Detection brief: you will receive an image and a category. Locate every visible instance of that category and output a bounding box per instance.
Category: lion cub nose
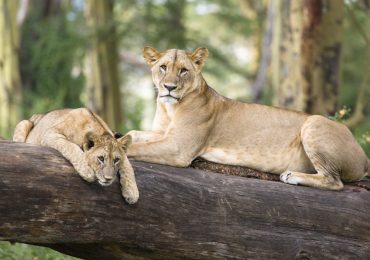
[105,175,114,180]
[164,85,177,92]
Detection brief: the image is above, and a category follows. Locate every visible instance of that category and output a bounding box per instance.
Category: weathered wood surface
[0,141,370,259]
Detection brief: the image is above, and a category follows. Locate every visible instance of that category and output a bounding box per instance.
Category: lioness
[13,108,139,204]
[126,47,369,190]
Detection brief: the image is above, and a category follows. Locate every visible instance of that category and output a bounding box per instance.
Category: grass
[0,242,78,260]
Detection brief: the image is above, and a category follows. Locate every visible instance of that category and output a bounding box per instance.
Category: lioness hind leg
[13,120,34,142]
[280,115,347,190]
[280,170,343,190]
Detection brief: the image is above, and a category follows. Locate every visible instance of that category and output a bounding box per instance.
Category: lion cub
[13,108,139,204]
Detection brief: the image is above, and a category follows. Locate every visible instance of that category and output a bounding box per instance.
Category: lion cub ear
[143,46,162,66]
[190,47,209,70]
[118,135,132,152]
[83,132,96,152]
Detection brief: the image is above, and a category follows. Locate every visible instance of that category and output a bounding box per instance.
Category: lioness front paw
[280,171,299,185]
[125,130,140,143]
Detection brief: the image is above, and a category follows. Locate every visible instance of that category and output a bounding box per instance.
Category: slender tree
[271,0,344,115]
[84,0,122,130]
[164,0,186,49]
[0,0,23,135]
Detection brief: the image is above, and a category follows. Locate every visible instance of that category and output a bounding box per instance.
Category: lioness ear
[83,132,96,152]
[118,134,132,152]
[190,47,208,70]
[143,46,162,66]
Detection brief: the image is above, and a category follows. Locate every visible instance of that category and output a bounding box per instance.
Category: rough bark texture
[0,0,22,135]
[84,0,122,130]
[272,0,344,115]
[1,141,370,259]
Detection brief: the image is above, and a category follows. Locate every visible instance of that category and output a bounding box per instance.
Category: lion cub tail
[12,114,44,143]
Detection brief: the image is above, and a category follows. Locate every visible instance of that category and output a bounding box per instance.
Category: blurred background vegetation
[0,0,369,258]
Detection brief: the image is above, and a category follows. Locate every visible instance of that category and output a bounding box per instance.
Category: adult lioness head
[143,47,208,104]
[83,133,132,186]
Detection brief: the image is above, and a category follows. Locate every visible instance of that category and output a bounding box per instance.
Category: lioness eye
[160,65,167,72]
[98,156,104,163]
[180,68,188,75]
[114,158,120,164]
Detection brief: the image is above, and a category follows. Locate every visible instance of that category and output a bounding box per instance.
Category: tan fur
[126,47,370,190]
[13,108,139,204]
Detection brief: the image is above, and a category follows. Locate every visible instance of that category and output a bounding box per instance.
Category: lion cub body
[13,108,139,204]
[127,47,369,190]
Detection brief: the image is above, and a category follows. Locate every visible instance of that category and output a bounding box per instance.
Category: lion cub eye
[114,158,120,164]
[98,156,104,163]
[180,68,188,76]
[160,65,167,72]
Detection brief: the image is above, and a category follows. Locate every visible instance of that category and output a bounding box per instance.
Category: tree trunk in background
[164,0,186,49]
[271,0,344,115]
[84,0,122,130]
[245,0,272,102]
[0,0,22,136]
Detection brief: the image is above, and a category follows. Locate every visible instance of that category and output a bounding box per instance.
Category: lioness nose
[164,85,177,92]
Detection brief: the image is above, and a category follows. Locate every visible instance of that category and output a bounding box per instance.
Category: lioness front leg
[127,135,203,167]
[128,141,191,167]
[42,132,95,182]
[120,156,139,204]
[126,130,163,143]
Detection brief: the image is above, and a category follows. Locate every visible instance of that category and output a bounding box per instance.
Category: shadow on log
[0,141,370,259]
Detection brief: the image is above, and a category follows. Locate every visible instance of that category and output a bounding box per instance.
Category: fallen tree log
[0,141,370,259]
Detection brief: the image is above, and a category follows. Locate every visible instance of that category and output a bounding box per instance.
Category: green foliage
[354,122,370,157]
[340,4,370,156]
[20,4,85,117]
[341,4,369,109]
[122,93,148,132]
[329,106,369,157]
[0,242,77,260]
[328,106,352,122]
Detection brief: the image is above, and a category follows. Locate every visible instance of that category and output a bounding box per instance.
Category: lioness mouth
[160,94,179,101]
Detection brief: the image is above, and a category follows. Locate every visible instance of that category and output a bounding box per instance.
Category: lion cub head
[143,47,208,104]
[82,132,132,186]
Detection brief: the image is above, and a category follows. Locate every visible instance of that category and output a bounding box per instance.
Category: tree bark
[249,0,273,102]
[0,141,370,259]
[0,0,23,135]
[272,0,344,115]
[84,0,122,130]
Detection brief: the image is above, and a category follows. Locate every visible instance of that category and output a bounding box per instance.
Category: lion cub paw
[121,182,139,205]
[74,162,96,183]
[280,171,300,185]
